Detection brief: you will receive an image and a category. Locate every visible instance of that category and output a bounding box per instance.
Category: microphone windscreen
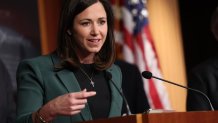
[106,71,112,80]
[142,71,152,79]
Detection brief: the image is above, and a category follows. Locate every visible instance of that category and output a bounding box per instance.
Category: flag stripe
[136,28,164,108]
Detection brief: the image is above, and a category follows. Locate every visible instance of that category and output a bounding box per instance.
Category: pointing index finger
[75,90,96,99]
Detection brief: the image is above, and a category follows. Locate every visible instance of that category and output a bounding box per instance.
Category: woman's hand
[37,89,96,122]
[52,89,96,115]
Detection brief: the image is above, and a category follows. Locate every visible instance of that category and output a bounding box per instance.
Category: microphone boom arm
[152,76,215,111]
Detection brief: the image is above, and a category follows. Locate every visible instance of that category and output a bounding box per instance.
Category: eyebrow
[80,17,107,21]
[99,17,107,19]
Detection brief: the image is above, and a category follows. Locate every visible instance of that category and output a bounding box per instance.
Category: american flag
[110,0,171,109]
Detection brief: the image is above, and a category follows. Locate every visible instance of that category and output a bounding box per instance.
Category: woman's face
[73,1,108,57]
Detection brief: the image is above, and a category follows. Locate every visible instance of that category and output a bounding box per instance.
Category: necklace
[79,67,95,87]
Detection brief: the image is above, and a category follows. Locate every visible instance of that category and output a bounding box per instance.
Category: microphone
[105,72,132,115]
[141,71,215,111]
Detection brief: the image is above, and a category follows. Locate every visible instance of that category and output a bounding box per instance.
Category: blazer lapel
[106,69,123,117]
[51,54,93,121]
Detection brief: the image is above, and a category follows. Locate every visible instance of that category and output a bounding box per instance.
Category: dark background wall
[0,0,40,48]
[179,0,218,73]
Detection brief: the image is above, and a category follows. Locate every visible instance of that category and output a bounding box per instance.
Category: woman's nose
[90,24,99,36]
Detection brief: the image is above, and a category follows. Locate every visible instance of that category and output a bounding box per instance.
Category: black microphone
[141,71,215,111]
[105,72,132,115]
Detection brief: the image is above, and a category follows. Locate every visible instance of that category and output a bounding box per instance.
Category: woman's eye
[81,22,90,26]
[99,20,106,25]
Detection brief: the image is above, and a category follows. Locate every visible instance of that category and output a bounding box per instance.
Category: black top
[187,57,218,111]
[74,64,111,119]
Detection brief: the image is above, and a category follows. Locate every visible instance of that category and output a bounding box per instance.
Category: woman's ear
[67,29,72,36]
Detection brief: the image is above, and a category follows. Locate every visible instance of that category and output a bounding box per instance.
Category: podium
[80,111,218,123]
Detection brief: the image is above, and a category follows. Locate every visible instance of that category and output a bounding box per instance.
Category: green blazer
[16,54,123,123]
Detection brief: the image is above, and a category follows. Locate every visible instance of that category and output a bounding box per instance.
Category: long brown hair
[56,0,115,71]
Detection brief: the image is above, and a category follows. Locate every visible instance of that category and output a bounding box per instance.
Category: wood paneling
[37,0,61,54]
